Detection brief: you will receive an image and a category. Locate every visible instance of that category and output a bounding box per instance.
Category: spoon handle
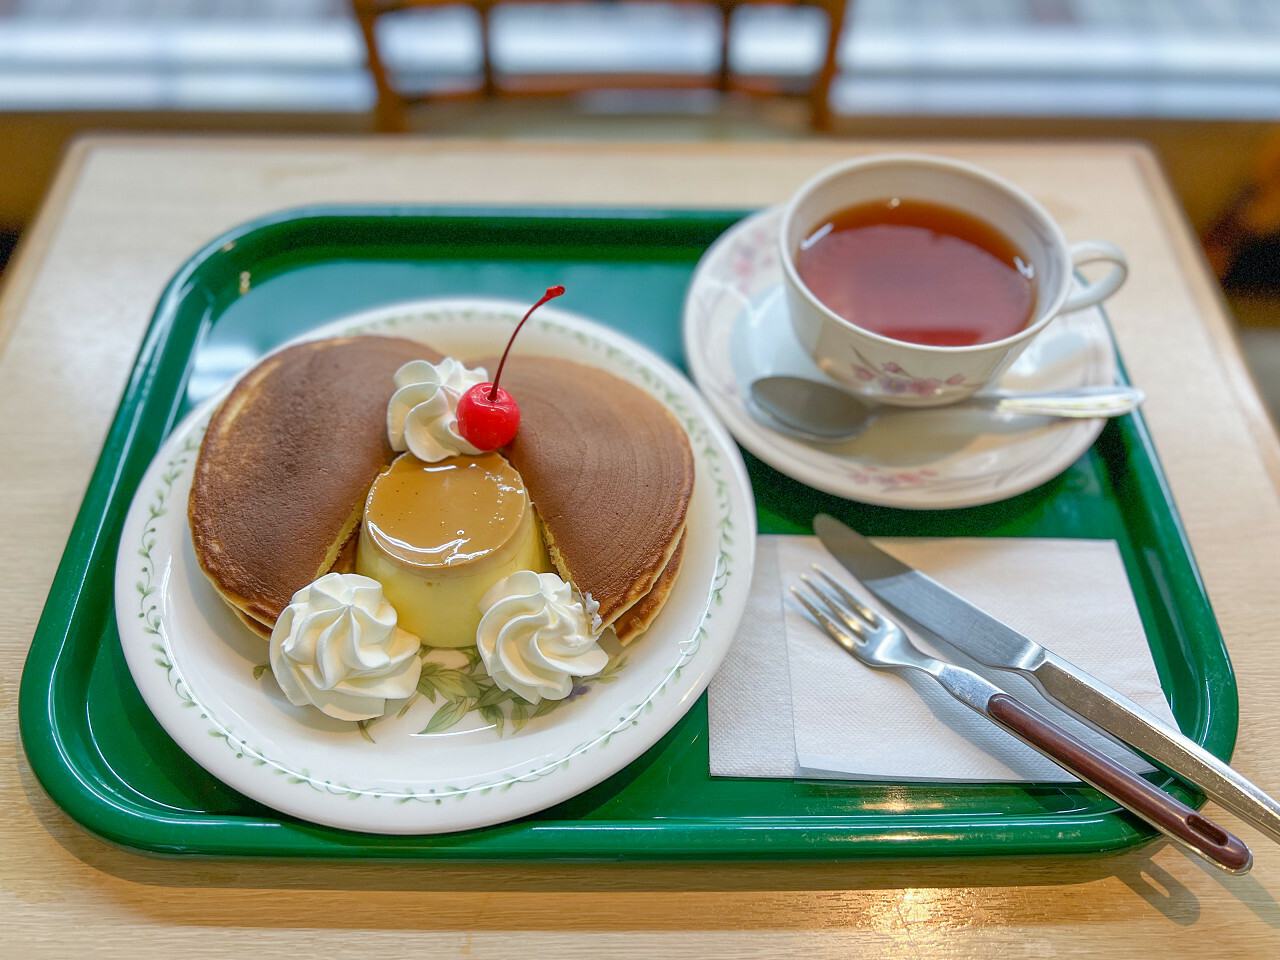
[974,385,1145,419]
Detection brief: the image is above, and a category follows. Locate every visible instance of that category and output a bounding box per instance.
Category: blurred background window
[1,1,1278,118]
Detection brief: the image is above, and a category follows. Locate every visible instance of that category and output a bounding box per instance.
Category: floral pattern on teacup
[851,349,969,398]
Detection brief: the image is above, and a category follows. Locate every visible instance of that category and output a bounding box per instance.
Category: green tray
[19,205,1236,860]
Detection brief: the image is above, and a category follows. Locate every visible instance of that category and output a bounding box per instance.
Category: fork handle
[986,694,1252,873]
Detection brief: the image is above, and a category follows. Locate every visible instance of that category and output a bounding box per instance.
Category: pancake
[613,530,686,644]
[189,335,440,630]
[486,355,695,631]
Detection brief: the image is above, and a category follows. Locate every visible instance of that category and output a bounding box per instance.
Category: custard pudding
[356,452,551,647]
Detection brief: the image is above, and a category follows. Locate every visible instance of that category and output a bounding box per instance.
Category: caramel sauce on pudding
[363,453,530,568]
[356,452,550,647]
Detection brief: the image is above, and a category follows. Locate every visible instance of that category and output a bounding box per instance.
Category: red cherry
[457,383,520,449]
[455,285,565,450]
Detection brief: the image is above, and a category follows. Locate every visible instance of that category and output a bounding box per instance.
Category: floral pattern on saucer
[682,207,1119,510]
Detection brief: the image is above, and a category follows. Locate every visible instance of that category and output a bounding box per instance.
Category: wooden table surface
[3,137,1279,959]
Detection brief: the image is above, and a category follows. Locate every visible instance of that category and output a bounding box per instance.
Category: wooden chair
[351,0,847,132]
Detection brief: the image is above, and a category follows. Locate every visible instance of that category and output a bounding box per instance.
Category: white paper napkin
[708,535,1179,782]
[705,537,802,777]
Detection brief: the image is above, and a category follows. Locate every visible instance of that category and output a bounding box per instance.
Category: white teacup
[778,154,1128,407]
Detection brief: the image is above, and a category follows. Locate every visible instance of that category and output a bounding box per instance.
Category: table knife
[813,512,1280,845]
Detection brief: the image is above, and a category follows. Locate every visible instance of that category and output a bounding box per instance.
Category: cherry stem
[488,285,565,402]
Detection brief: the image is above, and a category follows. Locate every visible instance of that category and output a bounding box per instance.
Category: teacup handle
[1062,241,1128,313]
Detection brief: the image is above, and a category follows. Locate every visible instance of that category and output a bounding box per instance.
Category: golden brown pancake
[486,356,695,631]
[234,608,272,640]
[613,530,686,644]
[189,335,440,630]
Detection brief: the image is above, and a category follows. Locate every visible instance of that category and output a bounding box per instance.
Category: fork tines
[790,566,880,653]
[810,566,881,627]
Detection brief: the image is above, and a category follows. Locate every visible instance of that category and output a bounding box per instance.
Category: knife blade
[813,512,1280,845]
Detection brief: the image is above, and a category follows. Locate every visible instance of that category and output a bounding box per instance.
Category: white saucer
[682,207,1118,510]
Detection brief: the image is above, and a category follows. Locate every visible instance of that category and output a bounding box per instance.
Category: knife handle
[1031,655,1280,846]
[986,694,1253,874]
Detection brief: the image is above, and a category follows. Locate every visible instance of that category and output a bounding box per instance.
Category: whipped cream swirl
[270,573,422,722]
[477,571,608,704]
[387,357,489,462]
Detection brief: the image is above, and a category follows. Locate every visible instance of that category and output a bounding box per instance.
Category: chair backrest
[351,0,847,132]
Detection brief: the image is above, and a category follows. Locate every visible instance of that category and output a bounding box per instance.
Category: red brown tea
[795,199,1036,347]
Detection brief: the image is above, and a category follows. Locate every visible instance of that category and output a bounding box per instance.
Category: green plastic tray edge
[17,204,1237,861]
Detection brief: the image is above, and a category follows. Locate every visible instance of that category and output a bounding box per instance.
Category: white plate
[683,208,1117,509]
[115,299,755,835]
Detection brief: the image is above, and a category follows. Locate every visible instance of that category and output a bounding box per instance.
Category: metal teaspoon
[749,375,1146,444]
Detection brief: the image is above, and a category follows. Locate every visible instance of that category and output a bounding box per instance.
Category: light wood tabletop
[3,137,1280,959]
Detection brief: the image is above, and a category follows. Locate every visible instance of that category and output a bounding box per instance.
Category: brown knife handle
[987,694,1253,873]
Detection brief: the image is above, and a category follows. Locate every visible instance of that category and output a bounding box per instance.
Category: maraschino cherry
[456,285,565,450]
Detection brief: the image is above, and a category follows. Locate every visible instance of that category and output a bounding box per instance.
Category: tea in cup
[778,154,1127,406]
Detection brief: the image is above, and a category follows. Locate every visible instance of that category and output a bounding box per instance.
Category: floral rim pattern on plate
[129,306,742,807]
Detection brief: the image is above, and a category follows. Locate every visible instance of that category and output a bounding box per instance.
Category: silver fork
[792,567,1253,874]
